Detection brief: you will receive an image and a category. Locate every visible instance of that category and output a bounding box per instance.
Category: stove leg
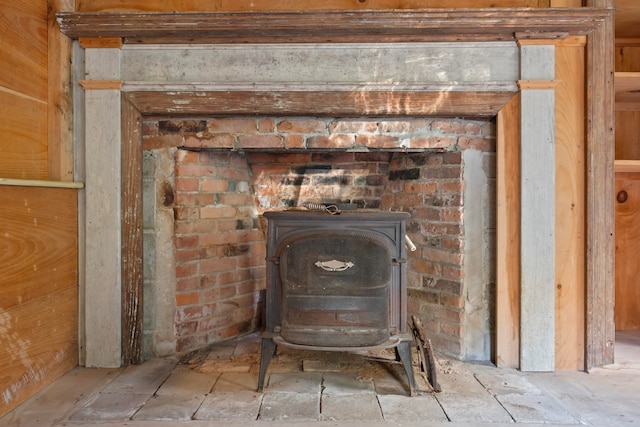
[396,341,416,396]
[257,338,277,392]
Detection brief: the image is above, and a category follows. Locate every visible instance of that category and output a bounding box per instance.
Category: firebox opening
[141,116,496,364]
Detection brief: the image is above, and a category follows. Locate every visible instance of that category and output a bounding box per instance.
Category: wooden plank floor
[1,331,638,427]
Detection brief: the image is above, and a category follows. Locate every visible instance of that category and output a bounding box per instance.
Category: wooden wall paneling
[614,0,640,40]
[48,0,76,182]
[0,186,78,417]
[614,172,640,330]
[0,0,47,100]
[615,46,640,72]
[75,0,549,13]
[585,0,616,369]
[550,0,582,5]
[615,111,640,160]
[496,94,521,369]
[554,36,586,370]
[121,96,143,365]
[0,91,48,180]
[0,0,48,180]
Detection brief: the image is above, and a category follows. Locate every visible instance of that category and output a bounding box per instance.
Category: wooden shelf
[0,178,84,189]
[615,159,640,173]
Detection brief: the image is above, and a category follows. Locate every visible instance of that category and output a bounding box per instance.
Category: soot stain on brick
[389,168,420,181]
[161,181,175,207]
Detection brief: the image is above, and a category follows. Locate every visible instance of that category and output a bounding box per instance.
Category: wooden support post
[81,46,123,368]
[517,40,557,372]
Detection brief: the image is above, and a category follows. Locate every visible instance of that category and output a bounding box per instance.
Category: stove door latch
[315,259,355,272]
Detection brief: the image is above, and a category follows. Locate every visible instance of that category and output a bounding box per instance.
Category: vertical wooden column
[517,38,558,372]
[79,38,124,368]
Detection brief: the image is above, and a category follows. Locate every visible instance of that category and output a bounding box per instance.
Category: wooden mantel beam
[57,8,611,44]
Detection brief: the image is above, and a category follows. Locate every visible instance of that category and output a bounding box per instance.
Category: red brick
[441,236,464,250]
[174,219,217,235]
[281,134,303,149]
[441,293,465,309]
[306,135,354,149]
[258,119,275,132]
[176,274,202,291]
[440,181,464,193]
[422,247,463,266]
[409,136,456,149]
[183,134,234,149]
[431,119,481,136]
[142,121,158,136]
[175,247,204,263]
[458,136,496,152]
[441,207,464,223]
[277,119,327,133]
[176,291,200,307]
[218,193,252,206]
[237,135,284,149]
[218,167,250,181]
[143,135,181,150]
[174,192,215,207]
[480,121,496,137]
[175,149,200,164]
[411,259,442,275]
[175,177,199,192]
[175,321,198,337]
[176,163,217,177]
[441,322,463,339]
[329,120,377,133]
[175,235,199,249]
[174,207,200,221]
[208,118,257,133]
[176,262,198,279]
[201,285,237,302]
[200,177,229,192]
[404,181,437,194]
[442,265,464,280]
[200,206,237,219]
[355,134,402,149]
[200,257,237,274]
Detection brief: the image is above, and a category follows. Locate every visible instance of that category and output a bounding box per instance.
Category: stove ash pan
[258,210,416,395]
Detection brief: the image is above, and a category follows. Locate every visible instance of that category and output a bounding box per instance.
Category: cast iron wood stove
[258,210,416,395]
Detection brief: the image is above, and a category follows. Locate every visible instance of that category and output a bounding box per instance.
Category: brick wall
[142,116,495,358]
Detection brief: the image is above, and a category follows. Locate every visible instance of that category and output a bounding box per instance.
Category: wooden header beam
[57,9,611,44]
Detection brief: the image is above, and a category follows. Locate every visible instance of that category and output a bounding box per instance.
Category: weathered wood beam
[125,90,517,118]
[57,9,610,44]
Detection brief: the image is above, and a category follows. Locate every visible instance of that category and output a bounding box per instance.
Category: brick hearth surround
[142,116,495,357]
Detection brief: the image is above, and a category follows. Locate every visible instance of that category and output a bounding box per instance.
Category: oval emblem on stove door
[315,259,355,272]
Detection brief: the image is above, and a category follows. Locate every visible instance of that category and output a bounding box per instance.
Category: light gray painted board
[520,88,556,372]
[462,150,492,361]
[85,48,121,81]
[121,42,519,86]
[83,88,122,369]
[520,44,555,80]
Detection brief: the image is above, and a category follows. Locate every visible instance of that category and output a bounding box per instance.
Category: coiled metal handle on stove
[302,201,341,214]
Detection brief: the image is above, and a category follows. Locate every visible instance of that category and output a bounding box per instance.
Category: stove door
[279,230,392,347]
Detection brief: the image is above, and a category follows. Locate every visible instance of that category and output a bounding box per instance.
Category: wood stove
[258,210,416,395]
